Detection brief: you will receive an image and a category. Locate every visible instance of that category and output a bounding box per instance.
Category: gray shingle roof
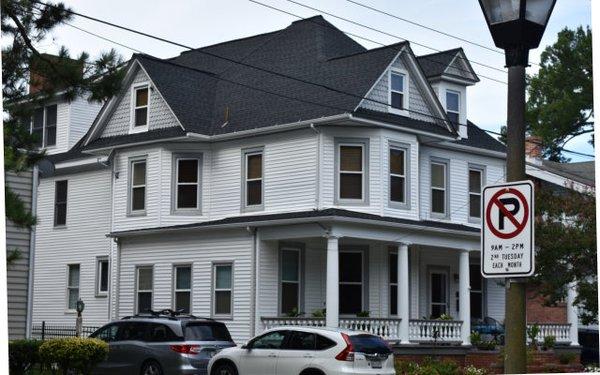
[540,160,595,187]
[417,48,479,83]
[454,121,506,153]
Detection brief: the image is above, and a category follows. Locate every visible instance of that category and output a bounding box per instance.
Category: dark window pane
[447,111,459,124]
[391,73,404,92]
[349,334,392,354]
[138,268,153,290]
[136,87,148,106]
[431,164,445,188]
[316,335,336,350]
[340,146,362,172]
[178,185,198,208]
[390,176,405,203]
[132,187,145,211]
[246,153,262,179]
[135,107,147,127]
[340,284,362,314]
[176,266,191,289]
[286,331,315,350]
[100,261,109,292]
[215,266,232,289]
[137,292,152,313]
[148,324,181,342]
[389,253,398,284]
[340,173,362,199]
[133,162,146,185]
[469,170,482,193]
[431,304,445,319]
[432,189,445,214]
[446,92,459,112]
[390,148,405,175]
[56,180,68,202]
[252,331,287,349]
[91,324,119,342]
[340,252,362,283]
[55,204,67,226]
[45,125,56,147]
[55,181,68,226]
[391,92,404,109]
[281,250,299,282]
[175,292,191,313]
[184,323,232,341]
[431,273,446,303]
[281,282,299,315]
[469,264,482,291]
[469,194,481,218]
[390,285,398,316]
[33,108,44,129]
[215,290,231,315]
[178,160,198,183]
[471,293,483,320]
[46,105,57,126]
[246,180,262,205]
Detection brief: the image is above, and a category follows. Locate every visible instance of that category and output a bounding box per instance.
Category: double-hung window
[173,265,192,313]
[337,141,367,203]
[136,266,153,313]
[31,104,57,148]
[133,85,149,129]
[280,248,301,315]
[243,149,263,209]
[129,159,147,214]
[390,71,407,111]
[469,167,484,220]
[213,263,233,317]
[389,145,408,206]
[66,264,80,310]
[339,251,363,315]
[96,257,109,297]
[446,90,460,125]
[174,156,201,213]
[431,161,448,217]
[54,180,68,226]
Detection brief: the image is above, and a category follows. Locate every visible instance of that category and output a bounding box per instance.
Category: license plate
[369,360,383,369]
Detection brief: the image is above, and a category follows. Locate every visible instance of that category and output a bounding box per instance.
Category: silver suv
[90,310,235,375]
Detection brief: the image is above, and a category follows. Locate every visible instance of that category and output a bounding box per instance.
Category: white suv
[207,326,395,375]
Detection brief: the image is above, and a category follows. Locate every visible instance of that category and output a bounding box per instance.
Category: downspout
[25,166,39,338]
[310,124,321,209]
[114,238,121,319]
[107,150,116,321]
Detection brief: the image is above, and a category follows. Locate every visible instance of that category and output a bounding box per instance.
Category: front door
[429,270,448,318]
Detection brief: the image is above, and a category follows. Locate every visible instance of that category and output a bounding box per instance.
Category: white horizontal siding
[46,101,70,155]
[256,239,278,333]
[69,97,102,148]
[118,230,254,343]
[31,169,112,327]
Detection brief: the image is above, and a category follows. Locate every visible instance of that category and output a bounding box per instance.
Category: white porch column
[397,243,410,344]
[567,282,579,346]
[326,236,339,328]
[459,249,471,345]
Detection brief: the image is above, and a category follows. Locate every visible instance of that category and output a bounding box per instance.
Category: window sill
[64,310,76,315]
[468,217,482,224]
[388,108,410,117]
[241,205,264,213]
[335,199,369,207]
[212,315,233,321]
[53,225,68,229]
[129,125,149,134]
[171,209,203,216]
[95,293,108,298]
[127,211,147,217]
[388,201,410,210]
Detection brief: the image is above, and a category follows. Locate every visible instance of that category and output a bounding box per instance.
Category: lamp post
[478,1,556,373]
[75,298,85,337]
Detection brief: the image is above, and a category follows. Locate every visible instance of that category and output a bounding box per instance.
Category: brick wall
[526,284,567,323]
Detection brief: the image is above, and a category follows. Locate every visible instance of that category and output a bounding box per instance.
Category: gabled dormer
[417,48,479,139]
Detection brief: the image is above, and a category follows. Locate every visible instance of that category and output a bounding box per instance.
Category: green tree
[526,26,593,162]
[2,0,124,263]
[533,186,597,325]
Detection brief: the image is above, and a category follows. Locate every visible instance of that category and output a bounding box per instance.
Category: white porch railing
[409,319,463,343]
[527,323,571,344]
[261,317,402,341]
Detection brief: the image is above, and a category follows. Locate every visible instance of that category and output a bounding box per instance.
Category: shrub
[470,331,482,347]
[542,335,556,351]
[527,324,540,348]
[311,309,325,318]
[557,352,577,365]
[356,310,370,317]
[9,339,42,375]
[476,340,497,351]
[39,337,108,375]
[396,358,460,375]
[462,365,487,375]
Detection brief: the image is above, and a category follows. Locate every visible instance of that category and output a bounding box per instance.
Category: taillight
[170,344,200,355]
[335,333,355,362]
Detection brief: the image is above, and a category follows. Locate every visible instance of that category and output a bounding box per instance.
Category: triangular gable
[444,50,479,84]
[356,47,453,132]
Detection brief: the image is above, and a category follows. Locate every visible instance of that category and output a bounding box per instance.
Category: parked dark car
[90,310,236,375]
[471,316,505,344]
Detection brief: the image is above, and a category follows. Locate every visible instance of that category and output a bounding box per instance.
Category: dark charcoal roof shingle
[453,121,506,153]
[109,208,480,237]
[540,160,595,186]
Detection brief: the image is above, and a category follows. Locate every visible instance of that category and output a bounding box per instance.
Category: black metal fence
[31,321,100,340]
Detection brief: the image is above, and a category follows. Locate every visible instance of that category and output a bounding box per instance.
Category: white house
[28,16,580,346]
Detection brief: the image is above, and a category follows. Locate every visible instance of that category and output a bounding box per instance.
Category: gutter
[347,114,457,141]
[25,166,39,338]
[432,141,507,159]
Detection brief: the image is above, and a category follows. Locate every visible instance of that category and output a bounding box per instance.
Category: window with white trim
[133,86,149,128]
[96,257,109,296]
[130,160,147,213]
[390,71,406,111]
[173,265,192,313]
[280,248,301,315]
[174,157,201,211]
[339,251,363,315]
[136,266,153,313]
[338,144,365,201]
[389,146,407,204]
[54,180,68,226]
[243,150,263,208]
[446,90,460,124]
[431,161,447,216]
[67,264,80,310]
[469,167,483,219]
[31,104,57,148]
[213,263,232,317]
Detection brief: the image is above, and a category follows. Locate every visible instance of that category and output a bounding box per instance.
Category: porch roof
[108,208,480,238]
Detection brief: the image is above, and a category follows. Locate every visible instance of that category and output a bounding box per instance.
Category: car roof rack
[121,309,215,321]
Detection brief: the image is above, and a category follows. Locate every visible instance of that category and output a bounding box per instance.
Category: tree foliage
[526,26,593,161]
[2,0,124,263]
[532,185,597,324]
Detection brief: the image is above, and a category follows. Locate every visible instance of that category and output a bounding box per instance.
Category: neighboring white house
[28,16,580,346]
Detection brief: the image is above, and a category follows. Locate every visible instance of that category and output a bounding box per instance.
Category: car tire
[211,361,238,375]
[300,369,325,375]
[140,359,163,375]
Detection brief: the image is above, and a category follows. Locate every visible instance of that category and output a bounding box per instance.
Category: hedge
[39,337,109,375]
[9,339,43,375]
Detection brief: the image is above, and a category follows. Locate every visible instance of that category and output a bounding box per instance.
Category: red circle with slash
[485,188,529,239]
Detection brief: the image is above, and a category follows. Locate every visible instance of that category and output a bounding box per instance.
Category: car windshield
[184,322,232,341]
[349,334,391,354]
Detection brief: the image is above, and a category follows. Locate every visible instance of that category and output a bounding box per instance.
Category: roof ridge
[327,41,407,61]
[175,30,282,57]
[417,47,463,59]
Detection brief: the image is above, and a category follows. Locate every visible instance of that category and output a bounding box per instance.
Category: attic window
[133,85,149,129]
[389,70,408,112]
[446,90,460,124]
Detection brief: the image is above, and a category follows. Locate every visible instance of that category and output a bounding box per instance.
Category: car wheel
[140,360,163,375]
[300,369,325,375]
[212,362,238,375]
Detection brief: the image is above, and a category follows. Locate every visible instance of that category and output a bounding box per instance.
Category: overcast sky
[40,0,593,161]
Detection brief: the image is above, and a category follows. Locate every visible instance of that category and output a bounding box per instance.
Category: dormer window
[131,85,149,132]
[446,90,460,125]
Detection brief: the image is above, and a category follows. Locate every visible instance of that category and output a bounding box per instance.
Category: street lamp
[477,1,556,374]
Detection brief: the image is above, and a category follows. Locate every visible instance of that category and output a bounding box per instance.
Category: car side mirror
[242,343,252,350]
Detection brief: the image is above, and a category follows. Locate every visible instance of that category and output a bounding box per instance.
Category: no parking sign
[481,180,534,278]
